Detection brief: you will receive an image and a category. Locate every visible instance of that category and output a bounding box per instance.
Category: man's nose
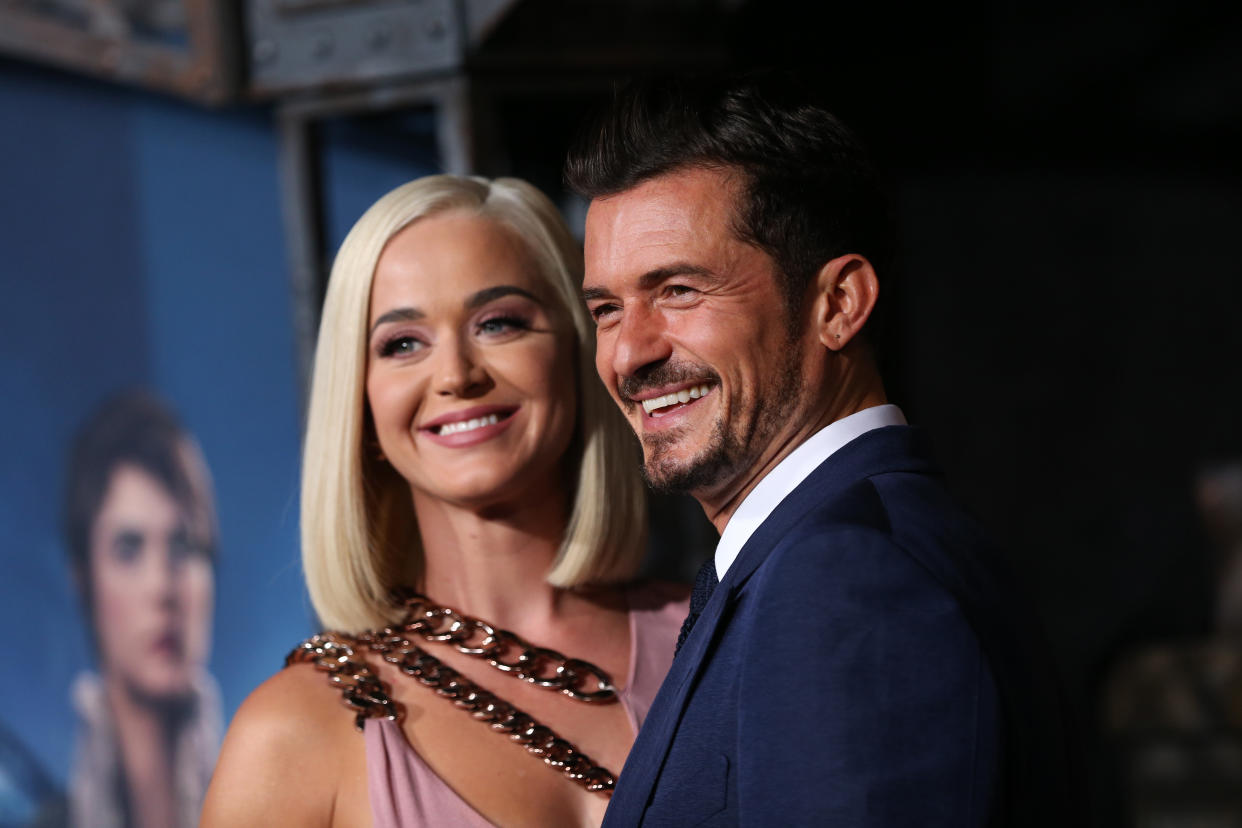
[612,304,672,379]
[434,336,492,397]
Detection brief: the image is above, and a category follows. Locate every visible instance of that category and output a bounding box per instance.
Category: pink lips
[420,405,519,448]
[151,630,184,660]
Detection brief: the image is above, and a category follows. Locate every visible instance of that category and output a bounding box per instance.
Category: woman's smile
[419,404,519,447]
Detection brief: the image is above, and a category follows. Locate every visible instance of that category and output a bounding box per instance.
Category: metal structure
[246,0,467,96]
[0,0,240,103]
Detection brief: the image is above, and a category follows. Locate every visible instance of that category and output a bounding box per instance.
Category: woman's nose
[433,337,492,397]
[144,539,180,605]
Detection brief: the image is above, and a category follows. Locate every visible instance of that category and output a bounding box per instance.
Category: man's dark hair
[565,71,894,319]
[64,390,217,580]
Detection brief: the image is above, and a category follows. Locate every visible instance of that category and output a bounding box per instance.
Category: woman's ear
[812,254,879,352]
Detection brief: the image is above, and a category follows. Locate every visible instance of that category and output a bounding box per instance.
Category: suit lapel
[725,425,933,591]
[605,564,731,822]
[606,426,932,823]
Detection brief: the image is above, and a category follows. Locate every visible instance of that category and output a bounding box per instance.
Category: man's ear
[812,254,879,352]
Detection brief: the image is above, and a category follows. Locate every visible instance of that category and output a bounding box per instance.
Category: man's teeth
[641,384,712,414]
[437,413,501,435]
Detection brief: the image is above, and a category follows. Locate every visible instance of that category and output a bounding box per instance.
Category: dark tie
[675,556,719,655]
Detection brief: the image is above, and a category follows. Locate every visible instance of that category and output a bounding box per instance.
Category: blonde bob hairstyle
[301,175,647,633]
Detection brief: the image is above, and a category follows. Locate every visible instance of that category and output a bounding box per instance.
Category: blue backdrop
[0,57,438,791]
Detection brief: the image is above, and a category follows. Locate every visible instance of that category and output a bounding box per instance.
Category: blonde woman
[202,176,687,828]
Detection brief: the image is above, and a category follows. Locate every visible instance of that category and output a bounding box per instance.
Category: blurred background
[1,1,1240,825]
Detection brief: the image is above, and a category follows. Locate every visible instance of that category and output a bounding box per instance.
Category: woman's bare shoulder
[201,662,365,827]
[233,661,357,740]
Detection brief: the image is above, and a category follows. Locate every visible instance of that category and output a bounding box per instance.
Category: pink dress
[364,582,688,828]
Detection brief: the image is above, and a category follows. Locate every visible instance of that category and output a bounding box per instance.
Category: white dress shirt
[714,404,908,578]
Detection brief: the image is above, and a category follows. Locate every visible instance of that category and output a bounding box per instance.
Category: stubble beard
[640,415,739,494]
[639,351,806,497]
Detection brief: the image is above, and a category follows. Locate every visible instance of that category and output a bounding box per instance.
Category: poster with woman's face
[0,26,449,821]
[61,392,222,828]
[0,44,341,825]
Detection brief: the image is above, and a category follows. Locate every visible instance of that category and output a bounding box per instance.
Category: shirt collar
[714,404,907,578]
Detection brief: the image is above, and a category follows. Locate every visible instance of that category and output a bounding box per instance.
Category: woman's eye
[169,528,209,565]
[111,530,144,564]
[379,335,425,357]
[477,315,530,337]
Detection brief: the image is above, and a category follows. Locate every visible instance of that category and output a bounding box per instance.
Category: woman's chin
[125,667,197,705]
[411,462,563,514]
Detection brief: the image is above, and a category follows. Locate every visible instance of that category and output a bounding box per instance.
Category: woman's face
[365,211,578,512]
[88,463,214,701]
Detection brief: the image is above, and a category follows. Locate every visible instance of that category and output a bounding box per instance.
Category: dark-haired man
[569,75,1075,826]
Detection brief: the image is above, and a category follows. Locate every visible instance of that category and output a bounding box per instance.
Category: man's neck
[696,376,887,535]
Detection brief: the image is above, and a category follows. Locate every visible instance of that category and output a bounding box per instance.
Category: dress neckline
[367,584,645,828]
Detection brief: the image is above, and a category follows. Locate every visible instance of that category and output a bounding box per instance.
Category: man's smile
[640,383,714,417]
[623,382,719,435]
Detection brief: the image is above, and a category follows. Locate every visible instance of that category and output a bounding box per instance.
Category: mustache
[617,362,719,409]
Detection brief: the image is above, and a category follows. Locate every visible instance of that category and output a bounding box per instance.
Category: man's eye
[666,284,696,299]
[589,303,620,323]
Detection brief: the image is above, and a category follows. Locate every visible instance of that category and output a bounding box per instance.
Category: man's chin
[641,452,728,495]
[640,420,737,495]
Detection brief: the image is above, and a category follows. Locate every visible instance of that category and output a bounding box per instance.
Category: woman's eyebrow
[370,307,424,337]
[466,285,541,310]
[369,286,541,336]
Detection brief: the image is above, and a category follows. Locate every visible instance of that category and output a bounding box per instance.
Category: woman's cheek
[368,372,408,449]
[91,555,136,669]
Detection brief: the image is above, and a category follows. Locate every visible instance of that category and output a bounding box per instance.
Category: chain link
[285,608,619,795]
[396,591,618,703]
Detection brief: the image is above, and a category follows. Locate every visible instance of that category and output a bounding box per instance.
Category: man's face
[583,167,815,500]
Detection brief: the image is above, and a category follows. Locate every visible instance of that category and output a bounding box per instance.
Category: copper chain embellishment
[286,592,619,795]
[397,592,618,703]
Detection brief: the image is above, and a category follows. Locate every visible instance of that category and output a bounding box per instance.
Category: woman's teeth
[641,384,712,415]
[436,413,502,435]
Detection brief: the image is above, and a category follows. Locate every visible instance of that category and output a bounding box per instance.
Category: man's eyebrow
[638,264,715,289]
[370,307,424,337]
[582,264,716,303]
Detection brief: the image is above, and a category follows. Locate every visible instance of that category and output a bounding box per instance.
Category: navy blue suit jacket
[603,426,1076,827]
